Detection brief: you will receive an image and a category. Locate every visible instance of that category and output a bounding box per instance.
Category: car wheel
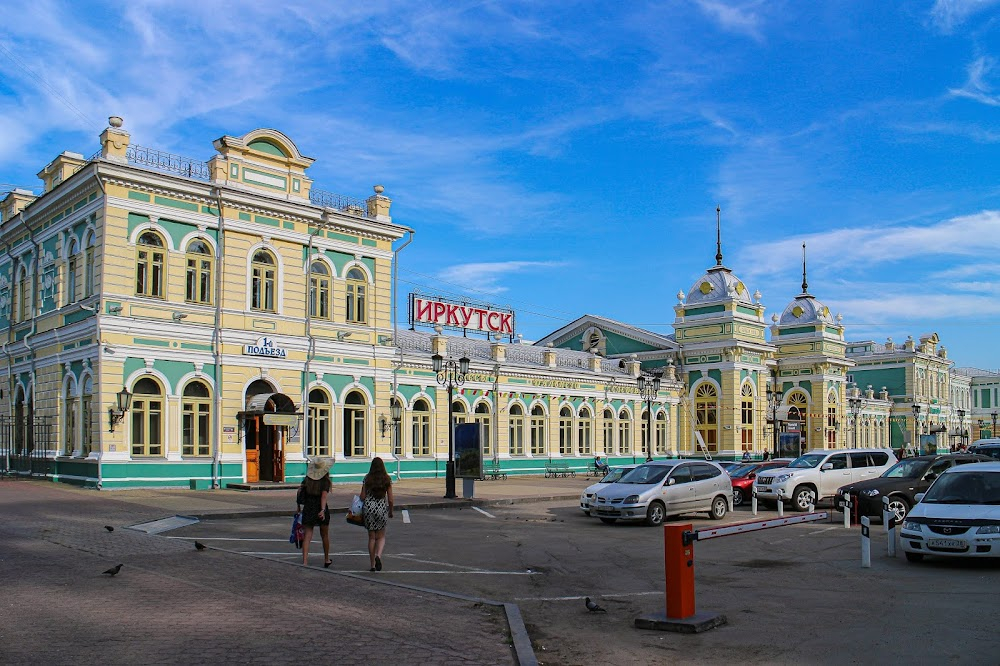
[709,495,728,520]
[732,487,745,507]
[792,485,817,512]
[905,551,924,563]
[599,517,618,525]
[645,501,666,527]
[886,496,910,522]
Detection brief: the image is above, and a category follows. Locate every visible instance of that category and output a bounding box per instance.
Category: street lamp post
[957,408,966,450]
[912,404,921,456]
[766,376,781,458]
[637,371,662,462]
[979,419,987,441]
[849,387,866,449]
[992,411,998,439]
[432,353,470,499]
[391,399,402,457]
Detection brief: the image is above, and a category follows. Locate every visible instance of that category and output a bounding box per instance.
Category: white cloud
[436,261,566,295]
[928,0,1000,33]
[693,0,766,42]
[949,56,1000,106]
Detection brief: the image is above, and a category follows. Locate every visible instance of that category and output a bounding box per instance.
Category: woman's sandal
[324,560,333,568]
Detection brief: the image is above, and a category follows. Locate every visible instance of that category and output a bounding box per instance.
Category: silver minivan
[591,460,732,526]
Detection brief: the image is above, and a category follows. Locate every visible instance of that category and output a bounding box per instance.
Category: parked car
[900,461,1000,562]
[580,465,638,515]
[591,460,732,526]
[717,461,743,473]
[753,448,898,512]
[729,459,793,507]
[835,454,993,522]
[967,439,1000,461]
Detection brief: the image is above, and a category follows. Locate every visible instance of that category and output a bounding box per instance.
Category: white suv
[753,448,898,511]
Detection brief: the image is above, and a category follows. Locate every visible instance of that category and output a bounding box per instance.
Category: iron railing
[308,188,370,218]
[0,415,56,476]
[126,144,212,181]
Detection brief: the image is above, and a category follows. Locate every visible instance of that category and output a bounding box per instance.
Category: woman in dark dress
[297,458,333,567]
[360,457,394,571]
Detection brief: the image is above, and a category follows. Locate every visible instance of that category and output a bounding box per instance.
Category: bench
[587,461,609,478]
[481,462,507,481]
[544,461,576,478]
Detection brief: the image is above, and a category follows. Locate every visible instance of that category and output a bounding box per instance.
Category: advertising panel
[409,293,514,338]
[454,423,483,479]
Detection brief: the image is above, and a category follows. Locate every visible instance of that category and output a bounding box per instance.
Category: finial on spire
[801,242,808,293]
[715,206,723,266]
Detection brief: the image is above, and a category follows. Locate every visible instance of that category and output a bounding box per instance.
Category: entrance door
[246,449,260,483]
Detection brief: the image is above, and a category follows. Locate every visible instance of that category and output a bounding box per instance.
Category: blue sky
[3,1,1000,370]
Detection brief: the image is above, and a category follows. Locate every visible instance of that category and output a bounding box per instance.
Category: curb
[190,493,582,521]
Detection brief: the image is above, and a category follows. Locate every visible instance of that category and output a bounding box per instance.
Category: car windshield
[787,454,826,469]
[618,465,671,485]
[728,464,757,478]
[881,459,928,479]
[922,472,1000,505]
[600,467,630,483]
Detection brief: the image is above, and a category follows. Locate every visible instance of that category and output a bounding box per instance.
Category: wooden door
[246,449,260,483]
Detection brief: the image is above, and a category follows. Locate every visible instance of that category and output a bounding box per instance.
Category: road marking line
[402,509,411,524]
[392,555,488,571]
[514,591,660,601]
[353,570,539,575]
[806,527,838,536]
[472,506,496,519]
[166,536,289,542]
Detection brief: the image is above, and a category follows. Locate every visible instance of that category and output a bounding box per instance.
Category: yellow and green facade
[0,120,992,489]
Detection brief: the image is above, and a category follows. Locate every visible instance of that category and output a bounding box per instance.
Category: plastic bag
[350,495,364,515]
[289,512,304,549]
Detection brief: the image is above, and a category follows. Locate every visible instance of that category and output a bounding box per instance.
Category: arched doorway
[241,382,298,483]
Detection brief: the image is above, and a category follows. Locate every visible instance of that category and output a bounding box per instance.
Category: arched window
[185,239,214,304]
[578,407,592,455]
[788,392,808,450]
[559,406,573,455]
[345,267,367,324]
[182,381,212,456]
[63,378,78,455]
[309,261,331,319]
[475,402,492,457]
[81,376,94,456]
[84,231,96,298]
[135,231,165,298]
[603,408,615,455]
[308,388,331,457]
[508,404,524,456]
[741,383,754,451]
[530,405,546,455]
[66,238,79,306]
[15,262,29,322]
[131,377,164,456]
[251,249,277,312]
[344,390,366,457]
[452,400,468,425]
[655,411,668,455]
[618,409,631,455]
[695,384,718,453]
[412,399,431,456]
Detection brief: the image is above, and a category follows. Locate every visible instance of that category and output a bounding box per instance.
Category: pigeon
[103,564,123,577]
[585,597,606,613]
[194,541,207,551]
[104,526,114,532]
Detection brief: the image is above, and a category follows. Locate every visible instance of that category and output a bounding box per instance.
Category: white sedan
[900,462,1000,562]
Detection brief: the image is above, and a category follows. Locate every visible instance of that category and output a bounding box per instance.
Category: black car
[835,454,993,522]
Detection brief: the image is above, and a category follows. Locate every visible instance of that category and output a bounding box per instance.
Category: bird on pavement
[103,564,123,577]
[585,597,606,613]
[104,525,114,532]
[194,541,207,551]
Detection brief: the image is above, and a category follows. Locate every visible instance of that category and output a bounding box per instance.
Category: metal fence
[0,415,56,476]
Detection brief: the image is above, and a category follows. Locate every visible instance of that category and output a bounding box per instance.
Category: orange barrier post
[664,523,696,619]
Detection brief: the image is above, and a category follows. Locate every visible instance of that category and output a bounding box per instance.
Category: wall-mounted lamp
[172,312,188,321]
[108,305,123,314]
[379,416,389,437]
[337,331,352,341]
[108,385,133,433]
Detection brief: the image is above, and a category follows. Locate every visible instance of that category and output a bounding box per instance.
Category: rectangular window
[509,416,524,456]
[578,419,591,455]
[412,414,430,456]
[309,405,330,457]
